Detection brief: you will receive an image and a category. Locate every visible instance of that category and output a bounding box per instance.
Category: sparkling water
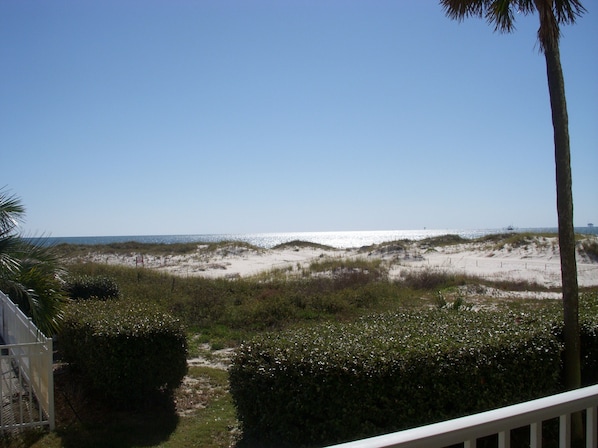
[34,227,597,249]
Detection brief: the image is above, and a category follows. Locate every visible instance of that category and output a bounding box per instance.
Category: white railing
[325,384,598,448]
[0,290,54,432]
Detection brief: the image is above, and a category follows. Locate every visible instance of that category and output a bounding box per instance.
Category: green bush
[64,274,120,300]
[59,300,187,405]
[579,292,598,385]
[231,295,598,447]
[230,309,566,447]
[580,239,598,261]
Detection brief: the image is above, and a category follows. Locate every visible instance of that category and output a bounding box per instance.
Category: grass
[53,240,264,260]
[63,255,415,343]
[8,236,596,447]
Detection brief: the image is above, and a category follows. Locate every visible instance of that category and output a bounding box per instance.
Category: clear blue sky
[2,1,596,237]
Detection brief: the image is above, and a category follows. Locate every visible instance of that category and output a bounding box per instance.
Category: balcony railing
[0,290,54,432]
[325,384,598,448]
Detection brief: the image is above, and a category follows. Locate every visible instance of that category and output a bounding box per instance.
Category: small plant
[435,291,448,308]
[435,291,470,310]
[451,294,468,310]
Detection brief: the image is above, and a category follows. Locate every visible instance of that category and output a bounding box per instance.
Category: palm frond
[0,235,22,276]
[5,267,65,337]
[17,237,66,277]
[440,0,587,52]
[553,0,586,24]
[0,187,25,236]
[488,0,516,33]
[440,0,485,22]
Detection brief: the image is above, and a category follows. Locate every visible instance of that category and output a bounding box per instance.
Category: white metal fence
[325,384,598,448]
[0,290,54,432]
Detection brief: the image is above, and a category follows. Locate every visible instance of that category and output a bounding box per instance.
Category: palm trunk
[543,33,580,393]
[542,18,583,448]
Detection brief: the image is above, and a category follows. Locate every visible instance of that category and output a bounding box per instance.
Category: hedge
[579,294,598,386]
[59,300,187,404]
[63,274,120,301]
[230,295,598,448]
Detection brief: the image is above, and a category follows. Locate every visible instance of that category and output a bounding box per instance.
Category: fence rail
[325,384,598,448]
[0,291,54,432]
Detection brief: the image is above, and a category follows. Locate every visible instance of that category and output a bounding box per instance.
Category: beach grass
[61,248,581,346]
[53,240,264,259]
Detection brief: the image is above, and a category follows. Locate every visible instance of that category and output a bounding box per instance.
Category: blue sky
[1,1,596,237]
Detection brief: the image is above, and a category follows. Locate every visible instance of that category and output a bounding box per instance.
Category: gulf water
[38,227,597,250]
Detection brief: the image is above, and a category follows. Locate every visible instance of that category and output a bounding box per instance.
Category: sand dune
[77,235,598,289]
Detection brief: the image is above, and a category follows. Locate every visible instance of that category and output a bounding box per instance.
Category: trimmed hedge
[580,294,598,386]
[231,295,598,448]
[63,274,120,301]
[59,300,187,404]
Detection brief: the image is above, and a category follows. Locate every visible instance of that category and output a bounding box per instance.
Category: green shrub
[578,292,598,385]
[401,268,459,290]
[230,309,563,447]
[63,275,120,300]
[59,300,187,405]
[580,239,598,261]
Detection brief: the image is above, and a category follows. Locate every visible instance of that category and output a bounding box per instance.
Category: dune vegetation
[6,234,596,447]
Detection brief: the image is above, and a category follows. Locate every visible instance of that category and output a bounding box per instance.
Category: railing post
[498,430,510,448]
[560,413,571,448]
[587,406,597,448]
[530,421,542,448]
[46,338,55,431]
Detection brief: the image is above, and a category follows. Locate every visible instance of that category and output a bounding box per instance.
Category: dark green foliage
[578,292,598,385]
[0,189,66,335]
[580,239,598,261]
[59,300,187,405]
[63,274,121,300]
[230,303,598,447]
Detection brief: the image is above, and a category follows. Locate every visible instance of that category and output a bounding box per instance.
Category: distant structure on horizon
[589,223,594,228]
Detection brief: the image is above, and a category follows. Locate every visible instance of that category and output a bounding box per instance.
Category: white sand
[78,236,598,290]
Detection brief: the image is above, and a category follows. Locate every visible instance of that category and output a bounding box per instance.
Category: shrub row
[579,294,598,386]
[230,295,598,447]
[63,274,121,300]
[59,300,187,405]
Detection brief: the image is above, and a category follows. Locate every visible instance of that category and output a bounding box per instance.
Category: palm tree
[440,0,585,391]
[440,1,586,443]
[0,188,65,336]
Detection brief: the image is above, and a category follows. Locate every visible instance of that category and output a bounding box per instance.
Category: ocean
[36,227,597,250]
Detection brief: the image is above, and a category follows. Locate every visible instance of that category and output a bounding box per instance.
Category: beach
[73,235,598,292]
